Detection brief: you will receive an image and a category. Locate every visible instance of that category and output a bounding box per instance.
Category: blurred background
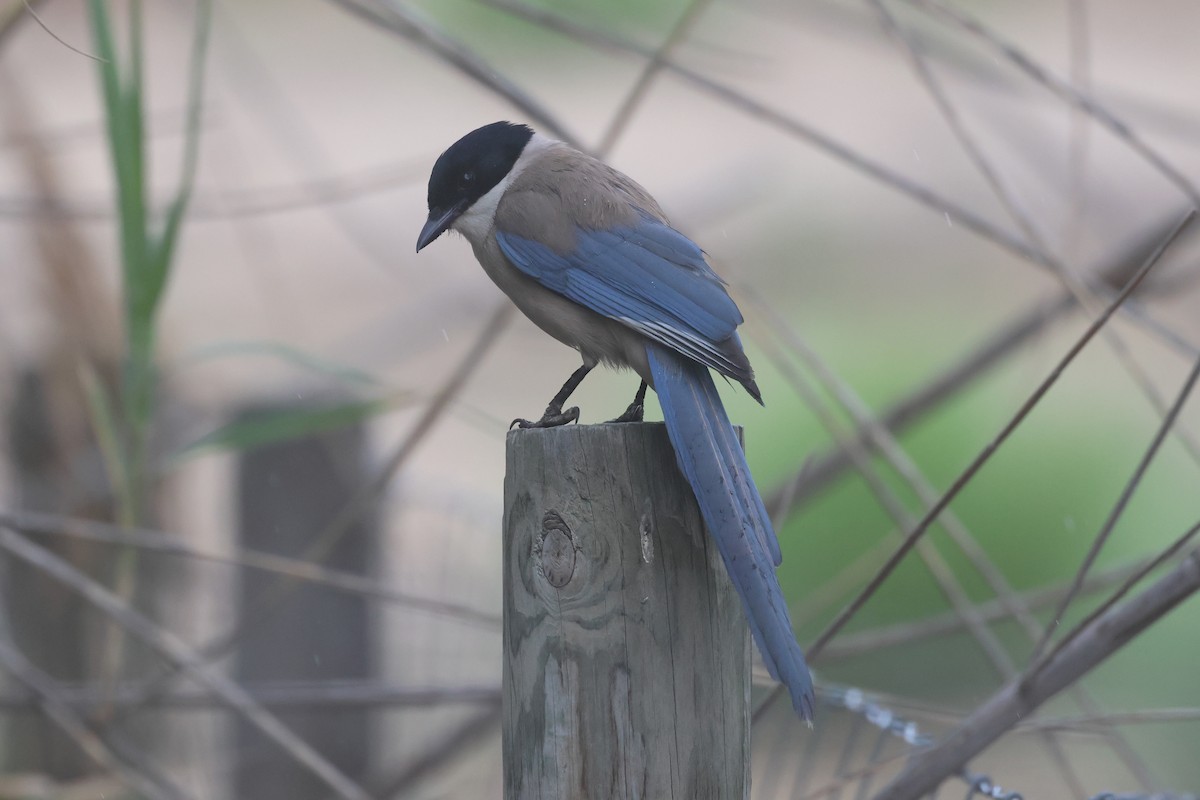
[1,0,1199,798]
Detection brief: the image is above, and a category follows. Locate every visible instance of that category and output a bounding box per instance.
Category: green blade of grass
[86,0,215,695]
[181,340,385,389]
[149,0,213,313]
[77,361,132,524]
[171,395,413,462]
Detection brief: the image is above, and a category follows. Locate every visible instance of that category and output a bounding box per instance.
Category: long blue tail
[647,343,814,720]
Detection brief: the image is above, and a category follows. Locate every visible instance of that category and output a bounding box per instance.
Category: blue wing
[495,214,751,380]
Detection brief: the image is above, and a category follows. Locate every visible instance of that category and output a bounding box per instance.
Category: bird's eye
[459,171,475,188]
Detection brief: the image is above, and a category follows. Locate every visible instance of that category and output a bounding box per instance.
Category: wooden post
[503,423,750,800]
[234,406,373,800]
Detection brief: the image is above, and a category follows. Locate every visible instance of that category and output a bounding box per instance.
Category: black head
[416,121,535,252]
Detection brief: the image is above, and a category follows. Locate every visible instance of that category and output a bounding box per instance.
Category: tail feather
[647,343,815,720]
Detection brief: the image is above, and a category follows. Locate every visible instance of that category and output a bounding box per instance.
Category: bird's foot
[606,401,644,424]
[510,405,581,430]
[607,381,648,424]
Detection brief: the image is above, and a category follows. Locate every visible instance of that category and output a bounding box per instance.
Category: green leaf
[171,396,411,461]
[77,361,131,518]
[150,0,213,311]
[180,340,385,389]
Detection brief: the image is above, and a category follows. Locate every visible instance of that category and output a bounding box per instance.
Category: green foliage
[181,340,387,390]
[747,316,1200,705]
[86,0,212,523]
[173,395,412,461]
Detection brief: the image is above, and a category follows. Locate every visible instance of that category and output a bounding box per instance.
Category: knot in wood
[540,511,576,588]
[639,507,655,564]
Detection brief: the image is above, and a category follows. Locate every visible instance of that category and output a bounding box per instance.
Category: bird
[416,121,814,720]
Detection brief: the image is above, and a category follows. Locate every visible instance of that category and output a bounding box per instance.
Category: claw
[607,381,648,424]
[606,402,644,424]
[511,405,581,429]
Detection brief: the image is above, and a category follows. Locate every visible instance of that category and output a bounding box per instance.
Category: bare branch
[818,559,1145,662]
[480,0,1046,268]
[869,0,1200,488]
[765,207,1199,516]
[805,210,1193,662]
[1031,352,1200,661]
[752,282,1144,789]
[327,0,579,146]
[905,0,1200,208]
[480,0,1200,408]
[1,509,500,627]
[1032,515,1200,683]
[0,153,428,221]
[0,680,499,711]
[0,636,186,800]
[874,546,1200,799]
[765,290,1074,514]
[19,0,106,62]
[0,0,41,47]
[1019,707,1200,733]
[0,527,373,800]
[595,0,712,156]
[376,704,502,799]
[108,303,513,717]
[751,313,1019,686]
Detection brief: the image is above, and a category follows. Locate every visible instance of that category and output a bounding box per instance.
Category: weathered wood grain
[503,423,749,800]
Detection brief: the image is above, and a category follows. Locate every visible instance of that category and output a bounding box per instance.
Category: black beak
[416,203,465,252]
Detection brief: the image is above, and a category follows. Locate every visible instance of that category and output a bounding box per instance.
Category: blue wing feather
[496,216,745,376]
[647,344,813,719]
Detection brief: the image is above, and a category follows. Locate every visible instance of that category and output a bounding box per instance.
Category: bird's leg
[511,364,593,429]
[607,381,647,424]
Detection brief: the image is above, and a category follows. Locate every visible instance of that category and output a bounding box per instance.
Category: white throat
[451,132,555,246]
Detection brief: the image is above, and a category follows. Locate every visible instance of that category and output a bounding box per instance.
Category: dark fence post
[234,407,374,799]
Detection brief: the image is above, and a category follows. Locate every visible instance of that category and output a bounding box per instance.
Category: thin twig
[0,636,186,800]
[480,0,1043,266]
[788,533,903,630]
[752,272,1158,786]
[1018,707,1200,733]
[480,0,1200,368]
[765,290,1075,514]
[376,704,502,799]
[0,0,41,47]
[1031,352,1200,662]
[328,0,579,146]
[754,292,1122,791]
[905,0,1200,208]
[106,303,513,720]
[817,559,1146,662]
[0,156,429,220]
[20,0,106,61]
[871,0,1200,491]
[0,680,499,711]
[805,209,1193,662]
[1064,0,1092,263]
[796,750,913,800]
[0,527,374,800]
[1,509,501,626]
[764,207,1198,520]
[752,321,1017,679]
[1030,516,1200,686]
[874,546,1200,799]
[594,0,712,156]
